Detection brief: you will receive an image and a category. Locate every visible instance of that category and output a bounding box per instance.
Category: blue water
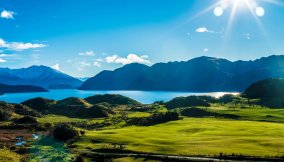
[0,89,239,104]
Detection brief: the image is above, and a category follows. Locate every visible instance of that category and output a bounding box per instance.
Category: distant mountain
[79,55,284,92]
[0,83,48,94]
[0,65,82,89]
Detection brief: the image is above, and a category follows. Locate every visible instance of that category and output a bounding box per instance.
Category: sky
[0,0,284,77]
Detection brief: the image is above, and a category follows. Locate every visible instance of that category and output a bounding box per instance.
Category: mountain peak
[0,65,82,89]
[191,56,230,62]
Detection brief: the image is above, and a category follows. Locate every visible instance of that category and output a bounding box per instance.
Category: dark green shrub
[53,124,79,141]
[165,96,210,109]
[0,109,12,121]
[14,116,38,124]
[218,94,236,104]
[127,112,180,126]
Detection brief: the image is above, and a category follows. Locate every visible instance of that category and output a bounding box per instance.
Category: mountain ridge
[0,65,82,89]
[79,55,284,91]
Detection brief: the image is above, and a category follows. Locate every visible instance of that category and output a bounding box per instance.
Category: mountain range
[0,65,82,89]
[79,55,284,92]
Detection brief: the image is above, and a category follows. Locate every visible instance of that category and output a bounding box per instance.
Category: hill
[79,55,284,91]
[85,94,140,105]
[21,96,115,118]
[21,97,57,112]
[243,78,284,108]
[0,83,48,94]
[0,65,82,89]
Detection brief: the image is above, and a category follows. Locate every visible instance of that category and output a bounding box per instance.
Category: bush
[127,112,180,126]
[0,109,12,121]
[53,124,79,141]
[165,96,210,109]
[218,94,236,104]
[13,104,42,117]
[180,108,215,117]
[14,116,38,124]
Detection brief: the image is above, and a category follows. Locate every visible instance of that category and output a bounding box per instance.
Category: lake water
[0,89,239,104]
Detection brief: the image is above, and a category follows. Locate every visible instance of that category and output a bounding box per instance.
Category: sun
[184,0,283,38]
[214,0,264,17]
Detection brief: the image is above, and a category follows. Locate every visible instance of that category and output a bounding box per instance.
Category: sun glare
[214,0,264,17]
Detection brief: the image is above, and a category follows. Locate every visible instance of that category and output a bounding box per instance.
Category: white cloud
[0,38,47,51]
[51,64,60,71]
[0,58,7,63]
[105,54,150,65]
[78,50,95,56]
[0,54,17,57]
[203,48,209,52]
[1,10,15,19]
[196,27,214,33]
[8,42,46,50]
[93,61,101,67]
[105,55,118,63]
[0,39,8,48]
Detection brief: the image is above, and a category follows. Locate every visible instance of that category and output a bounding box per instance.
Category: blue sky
[0,0,284,77]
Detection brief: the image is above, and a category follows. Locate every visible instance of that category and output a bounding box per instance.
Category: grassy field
[2,98,284,160]
[75,108,284,156]
[37,114,88,124]
[0,149,21,162]
[209,107,284,123]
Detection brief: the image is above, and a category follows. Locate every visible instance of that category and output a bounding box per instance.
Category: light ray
[261,0,284,7]
[225,1,239,39]
[188,2,220,22]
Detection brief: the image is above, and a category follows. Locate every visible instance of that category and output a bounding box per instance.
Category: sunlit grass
[76,117,284,156]
[0,149,21,162]
[37,115,87,124]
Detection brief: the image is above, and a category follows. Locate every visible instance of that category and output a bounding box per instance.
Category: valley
[0,79,283,161]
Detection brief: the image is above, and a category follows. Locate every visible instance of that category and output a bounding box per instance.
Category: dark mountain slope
[80,55,284,91]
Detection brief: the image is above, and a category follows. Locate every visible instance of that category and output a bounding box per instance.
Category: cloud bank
[0,38,46,51]
[105,54,150,65]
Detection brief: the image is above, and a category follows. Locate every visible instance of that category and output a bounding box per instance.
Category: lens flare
[255,6,265,16]
[214,6,224,16]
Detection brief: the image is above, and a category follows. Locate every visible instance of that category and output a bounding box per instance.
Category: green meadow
[1,92,284,161]
[74,108,284,157]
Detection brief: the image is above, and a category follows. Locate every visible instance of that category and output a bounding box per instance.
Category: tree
[14,116,37,124]
[53,124,79,141]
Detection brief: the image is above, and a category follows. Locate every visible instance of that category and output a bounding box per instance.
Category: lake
[0,89,239,104]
